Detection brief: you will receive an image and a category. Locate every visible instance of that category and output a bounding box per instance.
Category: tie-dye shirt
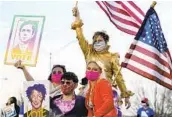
[54,97,75,114]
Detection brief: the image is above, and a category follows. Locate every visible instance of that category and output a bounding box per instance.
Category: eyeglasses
[52,71,62,74]
[61,80,72,85]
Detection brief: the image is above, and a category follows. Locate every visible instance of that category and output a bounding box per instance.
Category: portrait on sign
[4,15,45,67]
[23,81,49,117]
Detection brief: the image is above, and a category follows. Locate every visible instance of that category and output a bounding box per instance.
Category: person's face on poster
[30,90,43,110]
[19,24,34,43]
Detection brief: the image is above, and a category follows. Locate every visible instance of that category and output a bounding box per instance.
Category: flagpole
[75,1,78,7]
[73,1,80,20]
[112,66,122,85]
[151,1,157,8]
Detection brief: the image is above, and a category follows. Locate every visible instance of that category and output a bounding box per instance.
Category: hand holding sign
[14,60,25,70]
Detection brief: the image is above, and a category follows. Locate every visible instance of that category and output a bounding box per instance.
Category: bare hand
[14,60,25,70]
[125,97,131,109]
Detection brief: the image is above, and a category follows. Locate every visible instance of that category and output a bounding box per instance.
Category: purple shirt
[54,97,75,114]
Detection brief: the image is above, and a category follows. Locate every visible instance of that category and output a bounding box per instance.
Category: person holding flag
[71,4,134,107]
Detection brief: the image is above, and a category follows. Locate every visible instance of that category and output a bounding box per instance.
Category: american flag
[96,1,145,35]
[122,7,172,89]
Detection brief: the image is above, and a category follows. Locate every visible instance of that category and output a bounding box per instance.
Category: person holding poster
[71,6,133,107]
[14,60,66,98]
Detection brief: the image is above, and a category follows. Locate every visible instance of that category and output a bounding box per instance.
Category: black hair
[6,97,17,106]
[20,21,38,35]
[7,97,20,116]
[92,31,109,43]
[61,72,78,83]
[48,65,66,81]
[80,77,88,85]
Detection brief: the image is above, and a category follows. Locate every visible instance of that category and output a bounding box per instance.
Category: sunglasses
[52,71,62,74]
[61,80,73,85]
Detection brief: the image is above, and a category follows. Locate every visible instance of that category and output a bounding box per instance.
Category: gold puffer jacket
[72,19,134,98]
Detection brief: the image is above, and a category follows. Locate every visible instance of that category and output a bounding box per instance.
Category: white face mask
[93,41,106,52]
[141,103,148,108]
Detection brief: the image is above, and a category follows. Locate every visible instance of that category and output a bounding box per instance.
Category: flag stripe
[128,1,145,16]
[104,2,140,28]
[128,44,172,72]
[125,54,171,79]
[104,1,130,16]
[123,59,171,85]
[164,50,172,69]
[101,2,139,31]
[105,1,142,26]
[104,3,140,26]
[96,1,137,35]
[116,1,143,24]
[96,1,145,35]
[122,62,172,89]
[125,49,170,74]
[131,40,171,66]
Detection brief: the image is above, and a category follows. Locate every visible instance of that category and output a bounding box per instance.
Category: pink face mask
[51,73,62,84]
[86,71,100,81]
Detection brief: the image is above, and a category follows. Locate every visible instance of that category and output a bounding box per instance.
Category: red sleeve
[94,80,114,117]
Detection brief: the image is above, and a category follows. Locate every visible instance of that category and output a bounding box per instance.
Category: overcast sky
[0,1,172,115]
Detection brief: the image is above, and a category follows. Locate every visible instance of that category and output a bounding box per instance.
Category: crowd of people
[0,6,155,117]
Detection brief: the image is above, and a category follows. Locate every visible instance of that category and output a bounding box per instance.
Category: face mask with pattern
[93,41,106,52]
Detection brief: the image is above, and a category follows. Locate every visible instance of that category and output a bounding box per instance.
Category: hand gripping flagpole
[112,1,157,86]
